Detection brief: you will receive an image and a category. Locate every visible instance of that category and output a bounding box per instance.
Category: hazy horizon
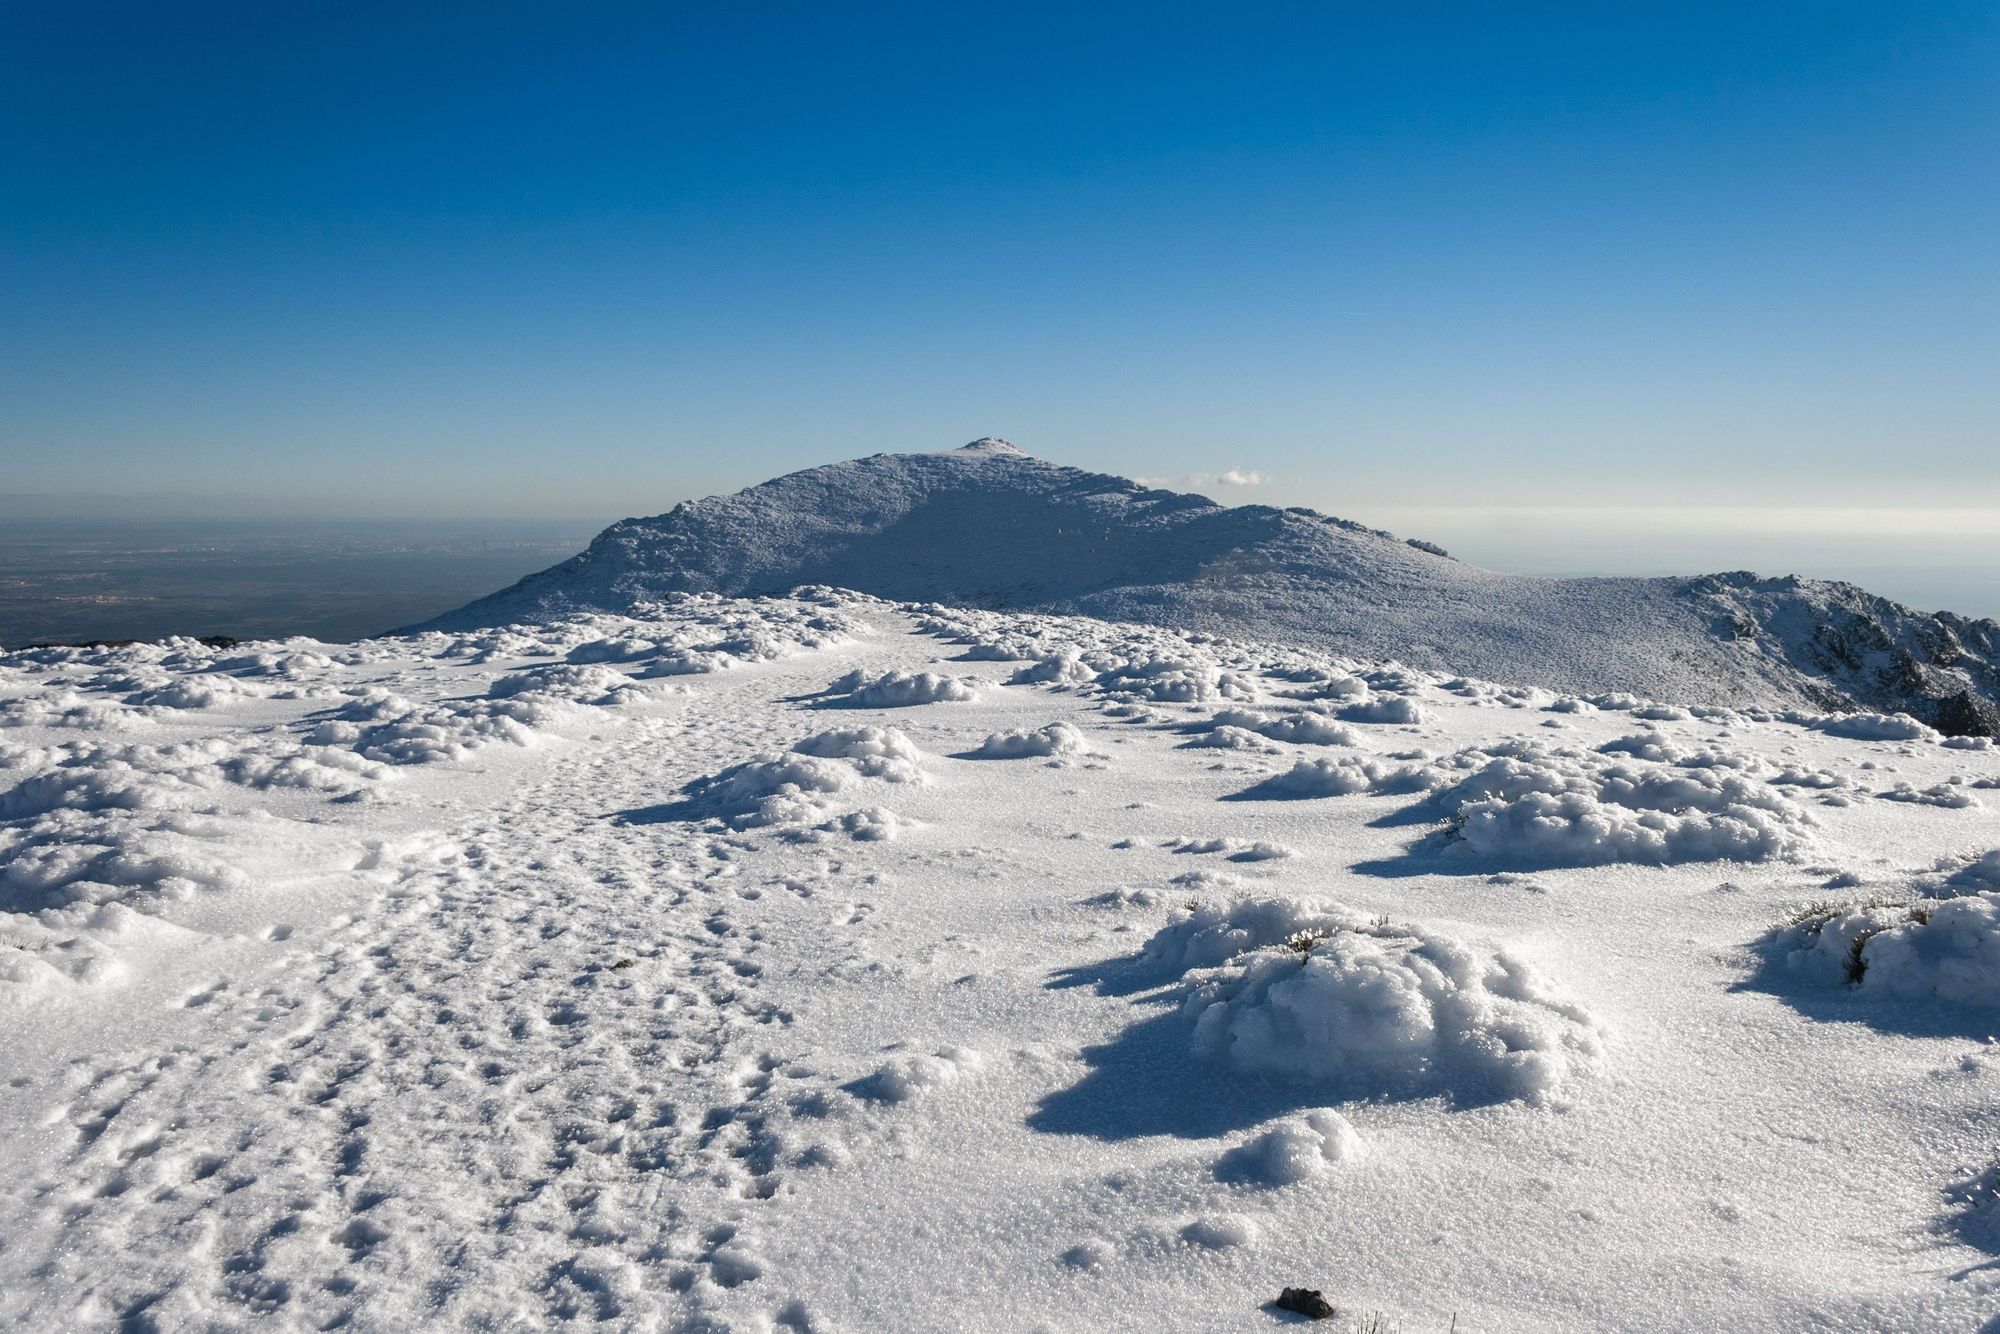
[4,487,1996,645]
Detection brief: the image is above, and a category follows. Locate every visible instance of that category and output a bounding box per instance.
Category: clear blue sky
[4,2,1995,526]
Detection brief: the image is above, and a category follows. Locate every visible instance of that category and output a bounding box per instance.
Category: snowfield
[3,591,2000,1330]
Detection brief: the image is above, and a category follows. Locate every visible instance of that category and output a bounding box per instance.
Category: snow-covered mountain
[420,439,2000,736]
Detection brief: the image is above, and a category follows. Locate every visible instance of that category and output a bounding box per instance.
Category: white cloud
[1136,470,1269,491]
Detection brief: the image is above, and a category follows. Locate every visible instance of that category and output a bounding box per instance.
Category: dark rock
[1274,1287,1337,1320]
[1936,690,2000,739]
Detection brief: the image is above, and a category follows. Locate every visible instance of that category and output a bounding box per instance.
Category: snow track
[4,705,844,1328]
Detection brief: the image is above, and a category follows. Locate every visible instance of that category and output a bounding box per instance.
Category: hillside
[417,440,2000,735]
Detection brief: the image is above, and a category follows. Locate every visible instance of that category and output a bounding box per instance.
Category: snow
[1766,888,2000,1006]
[1213,1109,1366,1187]
[1204,707,1363,746]
[1251,755,1429,797]
[3,590,2000,1330]
[1428,742,1816,867]
[826,667,978,707]
[1807,711,1942,742]
[410,441,2000,738]
[1164,904,1602,1104]
[971,720,1094,759]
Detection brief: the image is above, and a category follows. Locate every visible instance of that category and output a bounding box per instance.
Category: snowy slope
[5,593,2000,1330]
[416,440,2000,736]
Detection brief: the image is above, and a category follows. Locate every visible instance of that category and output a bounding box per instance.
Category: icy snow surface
[4,592,2000,1330]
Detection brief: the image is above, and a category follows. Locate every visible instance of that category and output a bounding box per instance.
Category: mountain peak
[412,441,2000,735]
[956,437,1024,456]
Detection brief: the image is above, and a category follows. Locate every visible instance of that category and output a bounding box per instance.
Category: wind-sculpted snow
[1335,695,1426,726]
[1796,711,1942,743]
[2,809,248,914]
[1183,724,1284,753]
[1880,781,1982,809]
[1146,896,1601,1104]
[824,667,977,708]
[1203,708,1363,747]
[680,726,925,839]
[487,662,646,704]
[1249,755,1431,798]
[971,721,1094,759]
[1759,848,2000,1012]
[849,1046,986,1104]
[0,593,861,994]
[791,724,927,781]
[415,439,2000,735]
[1213,1109,1365,1187]
[1427,741,1815,867]
[1767,888,2000,1007]
[4,593,2000,1329]
[1007,653,1098,686]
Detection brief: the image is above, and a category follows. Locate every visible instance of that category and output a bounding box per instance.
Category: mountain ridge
[415,440,2000,735]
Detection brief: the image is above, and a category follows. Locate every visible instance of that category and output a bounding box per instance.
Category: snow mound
[1808,711,1941,743]
[682,726,928,836]
[1149,897,1601,1103]
[1768,892,2000,1005]
[1337,695,1426,726]
[1252,756,1429,798]
[0,906,136,1001]
[0,691,149,731]
[2,810,247,915]
[682,755,857,830]
[348,699,547,765]
[487,662,643,705]
[792,726,926,782]
[1431,742,1813,867]
[1183,725,1283,753]
[1937,850,2000,895]
[1009,653,1097,686]
[1165,837,1293,862]
[1206,708,1362,747]
[827,668,977,708]
[1180,1214,1259,1249]
[850,1046,985,1104]
[1214,1109,1365,1186]
[1144,895,1361,971]
[1880,781,1980,809]
[971,722,1093,759]
[1094,658,1256,705]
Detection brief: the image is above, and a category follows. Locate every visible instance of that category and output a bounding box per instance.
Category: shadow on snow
[1031,945,1496,1143]
[1731,939,2000,1042]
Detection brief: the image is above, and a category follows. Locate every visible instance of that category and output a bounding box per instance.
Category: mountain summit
[419,441,2000,734]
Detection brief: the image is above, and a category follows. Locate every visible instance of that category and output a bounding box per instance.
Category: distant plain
[0,518,604,646]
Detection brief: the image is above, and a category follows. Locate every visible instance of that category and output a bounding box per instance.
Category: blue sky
[4,3,1995,536]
